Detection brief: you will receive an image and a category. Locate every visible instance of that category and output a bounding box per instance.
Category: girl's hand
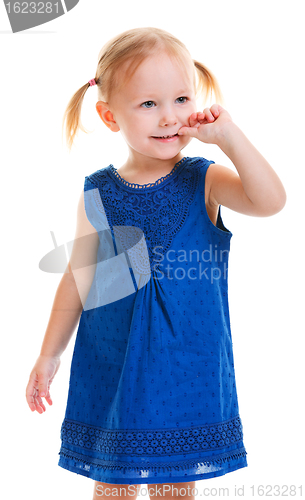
[26,355,61,414]
[178,104,233,145]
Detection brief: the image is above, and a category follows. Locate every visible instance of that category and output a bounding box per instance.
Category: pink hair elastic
[88,79,96,86]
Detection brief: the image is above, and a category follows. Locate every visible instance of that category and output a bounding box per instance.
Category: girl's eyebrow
[130,89,192,102]
[176,89,191,95]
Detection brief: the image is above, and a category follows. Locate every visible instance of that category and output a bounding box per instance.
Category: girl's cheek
[190,102,197,113]
[183,103,196,116]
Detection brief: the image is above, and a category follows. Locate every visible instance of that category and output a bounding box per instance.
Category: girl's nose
[159,108,178,127]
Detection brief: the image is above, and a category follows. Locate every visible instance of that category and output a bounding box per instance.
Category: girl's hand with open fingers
[178,104,233,145]
[26,355,61,414]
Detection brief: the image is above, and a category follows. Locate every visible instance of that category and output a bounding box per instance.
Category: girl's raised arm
[178,105,287,216]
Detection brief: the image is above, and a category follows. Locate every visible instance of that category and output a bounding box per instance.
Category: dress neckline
[107,157,188,191]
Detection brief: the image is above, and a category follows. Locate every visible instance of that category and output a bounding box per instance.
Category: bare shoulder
[76,190,99,237]
[205,163,239,200]
[65,191,100,277]
[205,163,259,217]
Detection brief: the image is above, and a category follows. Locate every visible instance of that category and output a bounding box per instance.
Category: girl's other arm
[26,191,99,413]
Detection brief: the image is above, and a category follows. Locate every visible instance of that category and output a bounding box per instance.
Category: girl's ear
[96,101,120,132]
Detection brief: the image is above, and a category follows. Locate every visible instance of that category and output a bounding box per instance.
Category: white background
[1,1,304,499]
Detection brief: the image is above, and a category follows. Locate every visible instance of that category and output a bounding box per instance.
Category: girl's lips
[152,134,179,143]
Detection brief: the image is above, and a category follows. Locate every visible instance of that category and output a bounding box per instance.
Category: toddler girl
[26,26,286,500]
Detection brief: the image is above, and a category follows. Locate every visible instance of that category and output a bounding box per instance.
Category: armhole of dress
[202,161,233,238]
[83,176,96,230]
[216,205,232,234]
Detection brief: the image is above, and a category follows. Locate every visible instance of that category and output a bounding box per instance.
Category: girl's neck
[117,152,184,184]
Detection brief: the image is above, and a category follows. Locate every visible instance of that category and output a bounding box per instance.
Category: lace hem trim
[59,446,247,472]
[60,415,244,456]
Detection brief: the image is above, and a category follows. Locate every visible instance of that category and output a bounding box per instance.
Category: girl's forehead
[122,52,195,90]
[137,52,192,76]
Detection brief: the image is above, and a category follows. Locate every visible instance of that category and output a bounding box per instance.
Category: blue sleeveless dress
[58,156,247,484]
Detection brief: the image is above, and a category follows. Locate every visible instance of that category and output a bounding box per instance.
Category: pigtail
[193,60,224,106]
[62,81,95,151]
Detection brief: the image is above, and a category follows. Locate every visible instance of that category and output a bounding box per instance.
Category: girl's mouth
[152,134,179,142]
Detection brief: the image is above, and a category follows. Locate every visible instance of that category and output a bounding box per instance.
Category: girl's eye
[141,101,155,108]
[176,96,188,103]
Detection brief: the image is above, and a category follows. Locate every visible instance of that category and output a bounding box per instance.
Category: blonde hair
[62,27,223,150]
